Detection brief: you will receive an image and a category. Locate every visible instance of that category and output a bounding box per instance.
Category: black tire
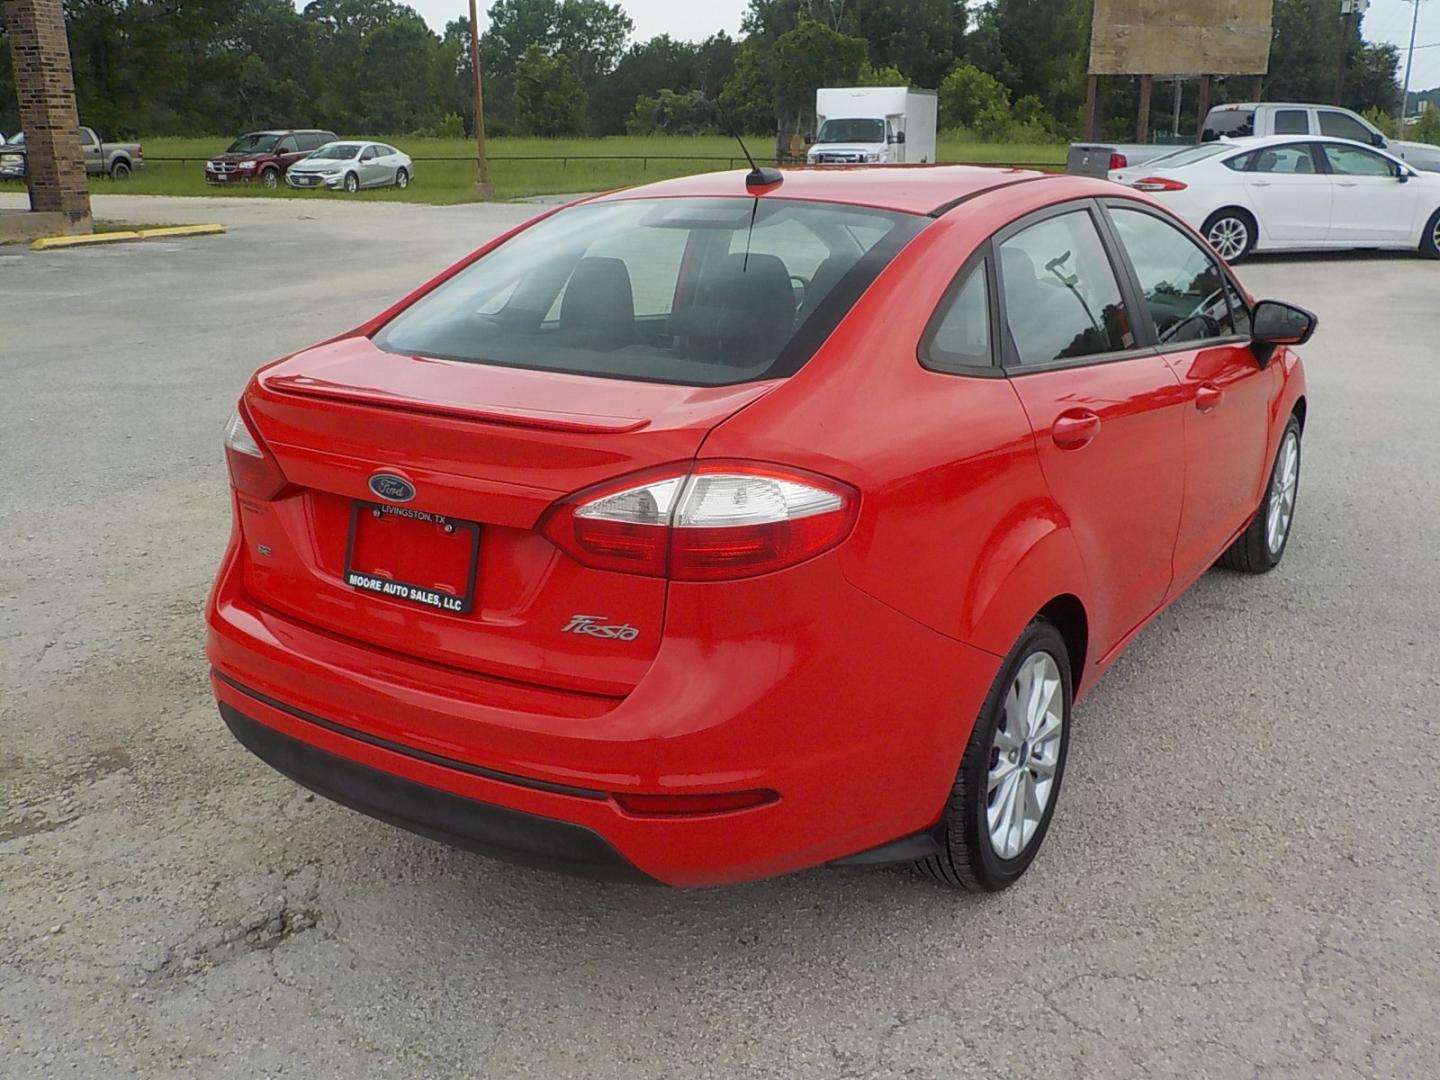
[917,619,1072,892]
[344,172,359,194]
[1220,415,1302,574]
[1201,207,1257,264]
[109,159,131,181]
[395,168,409,189]
[1421,208,1440,260]
[261,168,280,190]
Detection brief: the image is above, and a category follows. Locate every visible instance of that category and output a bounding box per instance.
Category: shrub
[939,63,1010,130]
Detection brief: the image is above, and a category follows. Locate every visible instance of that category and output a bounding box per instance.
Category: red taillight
[1108,152,1128,170]
[613,789,779,816]
[224,401,288,500]
[540,462,858,581]
[1131,176,1187,192]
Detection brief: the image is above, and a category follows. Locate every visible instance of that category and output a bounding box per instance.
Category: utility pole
[1398,0,1423,132]
[468,0,495,199]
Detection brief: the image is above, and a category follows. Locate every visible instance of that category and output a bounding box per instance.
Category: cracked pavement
[2,194,1438,1078]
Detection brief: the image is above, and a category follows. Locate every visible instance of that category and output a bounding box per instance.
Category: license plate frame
[343,501,480,616]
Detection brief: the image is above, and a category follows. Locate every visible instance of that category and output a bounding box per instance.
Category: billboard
[1088,0,1275,76]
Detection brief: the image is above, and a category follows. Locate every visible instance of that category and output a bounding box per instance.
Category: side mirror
[1371,132,1387,148]
[1251,300,1317,365]
[1398,165,1412,183]
[894,131,906,145]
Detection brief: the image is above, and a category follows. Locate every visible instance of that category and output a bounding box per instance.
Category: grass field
[0,134,1066,204]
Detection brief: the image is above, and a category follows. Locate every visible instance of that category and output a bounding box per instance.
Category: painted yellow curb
[30,223,226,250]
[138,224,227,239]
[31,231,141,250]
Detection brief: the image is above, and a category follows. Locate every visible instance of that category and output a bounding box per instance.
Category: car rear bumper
[206,536,1000,886]
[220,694,655,882]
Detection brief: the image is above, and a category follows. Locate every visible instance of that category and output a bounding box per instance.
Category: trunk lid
[239,335,776,696]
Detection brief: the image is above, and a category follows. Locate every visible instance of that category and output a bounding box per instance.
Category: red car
[208,166,1312,889]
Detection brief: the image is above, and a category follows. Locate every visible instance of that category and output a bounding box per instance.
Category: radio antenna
[718,103,783,189]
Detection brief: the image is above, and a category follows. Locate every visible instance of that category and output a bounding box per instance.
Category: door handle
[1052,410,1102,450]
[1195,383,1222,413]
[1337,180,1359,187]
[1251,180,1272,187]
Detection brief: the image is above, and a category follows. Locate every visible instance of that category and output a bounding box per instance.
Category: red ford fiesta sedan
[207,166,1312,889]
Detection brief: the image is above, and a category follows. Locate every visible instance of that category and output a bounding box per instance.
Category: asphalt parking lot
[3,193,1439,1079]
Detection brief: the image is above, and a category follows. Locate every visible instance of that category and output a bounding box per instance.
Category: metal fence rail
[143,154,1063,172]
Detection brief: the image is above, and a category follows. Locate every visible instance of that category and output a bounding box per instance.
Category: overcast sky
[315,0,1440,95]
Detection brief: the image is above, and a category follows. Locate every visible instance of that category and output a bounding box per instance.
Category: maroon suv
[205,130,338,188]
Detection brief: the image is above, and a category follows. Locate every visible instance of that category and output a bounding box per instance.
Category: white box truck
[807,87,938,165]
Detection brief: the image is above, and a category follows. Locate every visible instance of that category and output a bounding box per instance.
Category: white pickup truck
[1069,102,1440,176]
[0,126,144,181]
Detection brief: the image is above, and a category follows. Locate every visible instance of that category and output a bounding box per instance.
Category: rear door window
[373,198,926,386]
[1318,110,1374,143]
[1203,108,1255,141]
[1251,145,1320,175]
[1273,109,1310,135]
[996,210,1134,366]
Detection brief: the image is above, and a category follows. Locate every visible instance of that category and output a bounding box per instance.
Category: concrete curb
[31,223,226,250]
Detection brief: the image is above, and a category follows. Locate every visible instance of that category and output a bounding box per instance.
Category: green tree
[514,44,588,135]
[718,39,776,134]
[592,35,700,134]
[854,0,965,89]
[772,18,868,149]
[627,88,715,135]
[1413,108,1440,146]
[357,14,446,132]
[974,0,1090,133]
[856,60,908,87]
[938,63,1010,130]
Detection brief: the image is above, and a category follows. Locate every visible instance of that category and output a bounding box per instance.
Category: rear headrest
[559,257,636,345]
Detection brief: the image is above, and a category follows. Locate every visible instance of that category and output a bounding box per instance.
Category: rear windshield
[373,197,926,387]
[311,143,361,160]
[1202,108,1255,142]
[1142,143,1232,169]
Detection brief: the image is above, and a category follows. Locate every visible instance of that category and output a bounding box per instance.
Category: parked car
[1072,102,1440,179]
[1108,134,1440,261]
[0,140,24,181]
[205,129,338,188]
[0,127,143,180]
[286,141,414,193]
[209,166,1311,890]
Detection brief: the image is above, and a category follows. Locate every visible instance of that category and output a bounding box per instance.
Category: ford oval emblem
[368,473,416,503]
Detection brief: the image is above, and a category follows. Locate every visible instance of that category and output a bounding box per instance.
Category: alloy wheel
[263,171,278,189]
[986,651,1064,860]
[1266,429,1299,555]
[397,170,409,189]
[1207,217,1249,261]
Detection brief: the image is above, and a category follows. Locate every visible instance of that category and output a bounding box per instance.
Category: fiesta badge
[368,472,416,503]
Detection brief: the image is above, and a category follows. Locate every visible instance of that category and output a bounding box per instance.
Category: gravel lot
[3,194,1438,1079]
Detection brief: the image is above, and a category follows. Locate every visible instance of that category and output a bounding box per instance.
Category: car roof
[1215,133,1390,151]
[1212,102,1356,110]
[590,165,1059,216]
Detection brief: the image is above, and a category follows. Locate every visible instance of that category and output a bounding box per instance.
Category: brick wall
[5,0,92,228]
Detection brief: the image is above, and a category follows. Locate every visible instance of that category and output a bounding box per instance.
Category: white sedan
[285,141,414,193]
[1109,135,1440,262]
